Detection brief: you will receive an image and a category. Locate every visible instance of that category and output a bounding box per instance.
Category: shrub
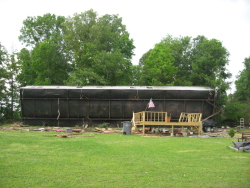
[228,128,235,138]
[99,123,110,129]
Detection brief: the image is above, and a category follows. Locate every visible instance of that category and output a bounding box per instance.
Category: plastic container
[122,121,132,135]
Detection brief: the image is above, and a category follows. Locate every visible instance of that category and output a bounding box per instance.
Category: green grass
[0,130,250,188]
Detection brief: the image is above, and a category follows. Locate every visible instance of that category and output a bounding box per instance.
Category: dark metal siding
[20,86,215,126]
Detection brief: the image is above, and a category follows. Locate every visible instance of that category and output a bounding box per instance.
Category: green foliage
[18,14,70,85]
[138,34,231,123]
[228,128,235,138]
[16,48,35,86]
[190,36,230,88]
[138,35,231,90]
[131,65,142,85]
[0,45,20,123]
[31,40,69,85]
[224,100,249,124]
[63,9,135,86]
[223,57,250,126]
[0,43,9,98]
[0,131,249,187]
[19,13,65,46]
[139,42,177,85]
[235,57,250,101]
[99,122,110,129]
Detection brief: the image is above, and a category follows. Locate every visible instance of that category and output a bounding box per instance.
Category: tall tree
[30,40,70,85]
[0,43,9,98]
[224,57,250,126]
[7,53,19,118]
[16,48,35,86]
[138,42,177,85]
[3,52,21,121]
[138,35,231,124]
[164,35,193,86]
[190,36,231,88]
[19,13,65,46]
[0,43,9,123]
[190,36,231,111]
[0,44,20,122]
[18,14,69,85]
[234,57,250,101]
[63,9,135,85]
[138,35,231,89]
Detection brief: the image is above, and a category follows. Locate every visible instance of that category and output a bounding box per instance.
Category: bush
[99,123,110,129]
[228,128,235,138]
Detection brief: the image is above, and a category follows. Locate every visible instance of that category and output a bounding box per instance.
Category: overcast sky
[0,0,249,92]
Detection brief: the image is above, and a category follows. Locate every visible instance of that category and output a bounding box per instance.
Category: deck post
[142,111,146,135]
[171,125,174,136]
[198,123,202,136]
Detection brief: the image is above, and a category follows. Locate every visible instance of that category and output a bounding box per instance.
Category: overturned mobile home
[20,86,218,127]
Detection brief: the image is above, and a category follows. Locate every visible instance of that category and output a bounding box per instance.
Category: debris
[11,122,27,127]
[94,127,122,133]
[43,133,93,138]
[228,141,250,152]
[72,129,82,133]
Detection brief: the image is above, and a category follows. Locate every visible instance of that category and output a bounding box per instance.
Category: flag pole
[145,102,149,111]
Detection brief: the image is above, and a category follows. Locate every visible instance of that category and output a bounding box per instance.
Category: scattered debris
[189,135,215,138]
[228,142,250,152]
[72,129,83,133]
[94,127,122,133]
[11,122,27,127]
[43,133,94,138]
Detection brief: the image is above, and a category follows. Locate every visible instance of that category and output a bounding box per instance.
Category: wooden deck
[132,111,202,136]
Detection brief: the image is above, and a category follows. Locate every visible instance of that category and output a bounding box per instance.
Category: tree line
[0,9,249,126]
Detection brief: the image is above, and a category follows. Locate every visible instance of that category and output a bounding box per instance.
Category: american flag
[148,98,155,108]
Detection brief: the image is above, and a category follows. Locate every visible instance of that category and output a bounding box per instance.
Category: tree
[92,51,132,85]
[16,48,35,86]
[131,65,142,86]
[0,43,9,123]
[223,101,249,125]
[0,43,9,98]
[137,35,231,91]
[161,35,193,86]
[224,57,250,126]
[138,35,231,124]
[19,13,65,47]
[18,14,70,85]
[138,42,177,85]
[190,36,231,90]
[234,57,250,101]
[30,40,69,85]
[0,44,20,122]
[6,53,20,119]
[63,9,135,85]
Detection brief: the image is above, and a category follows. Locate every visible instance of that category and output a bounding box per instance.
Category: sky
[0,0,249,93]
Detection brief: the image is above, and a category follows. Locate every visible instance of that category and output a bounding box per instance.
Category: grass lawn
[0,129,250,188]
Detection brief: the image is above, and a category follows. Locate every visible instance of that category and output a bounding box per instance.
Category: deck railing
[178,113,202,122]
[132,111,203,135]
[133,111,168,125]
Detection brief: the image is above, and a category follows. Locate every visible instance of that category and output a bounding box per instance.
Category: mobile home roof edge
[20,86,214,91]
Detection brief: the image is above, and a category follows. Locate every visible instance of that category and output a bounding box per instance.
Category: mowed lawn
[0,129,249,188]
